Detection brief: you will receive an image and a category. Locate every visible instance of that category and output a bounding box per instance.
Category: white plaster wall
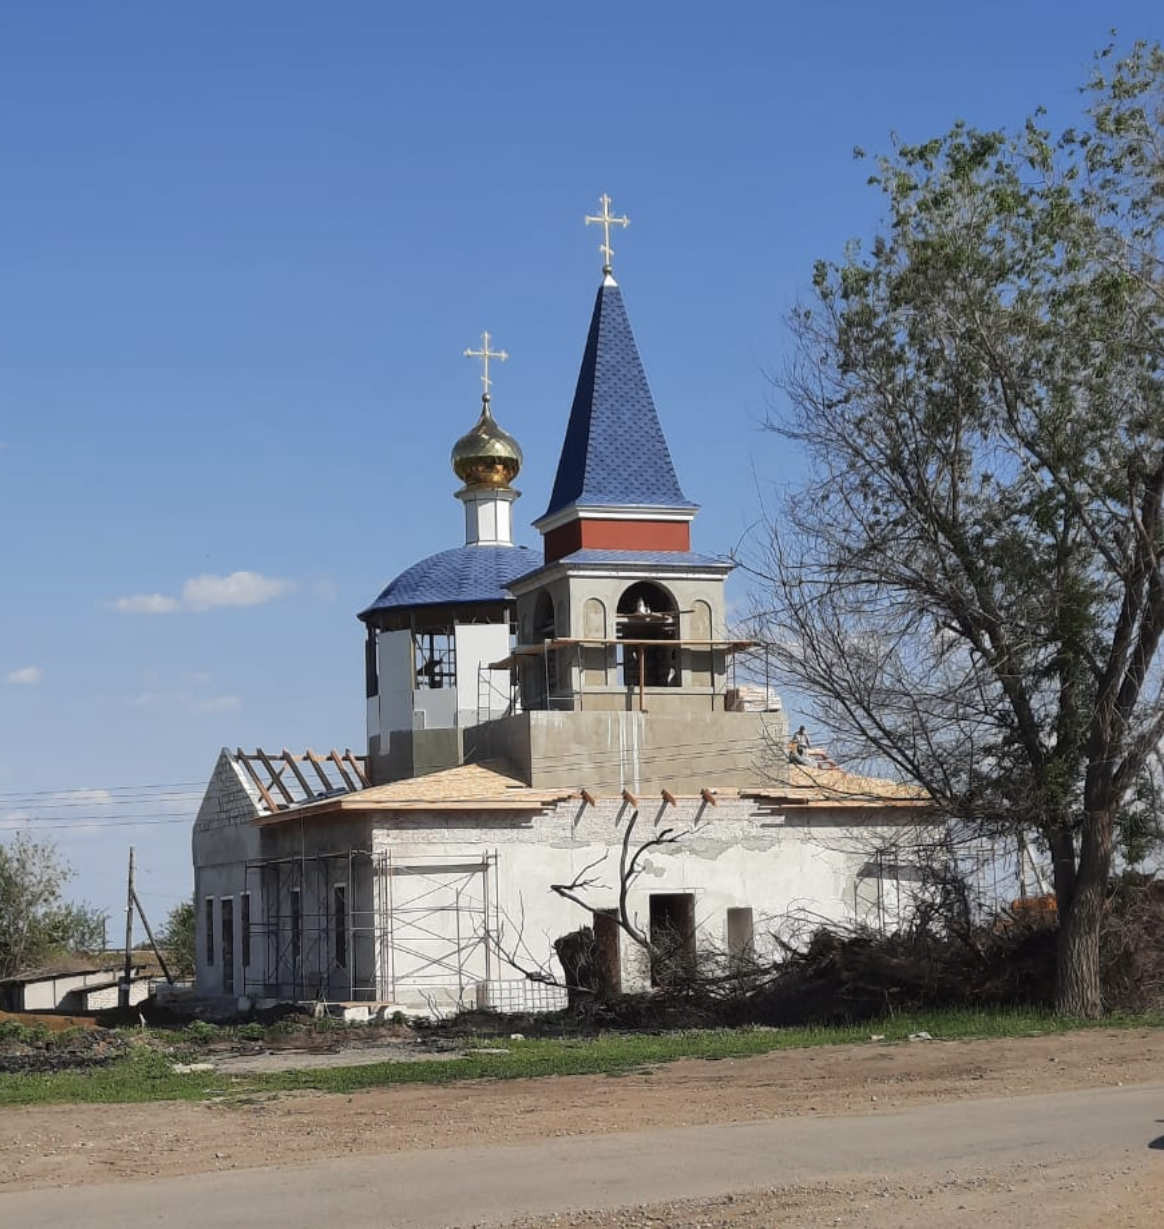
[376,629,413,740]
[455,622,512,725]
[369,797,912,1013]
[17,969,146,1012]
[19,976,87,1012]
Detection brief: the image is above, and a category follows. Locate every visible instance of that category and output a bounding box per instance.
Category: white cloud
[181,571,294,610]
[51,788,114,806]
[114,571,294,615]
[187,694,241,715]
[115,593,182,614]
[6,666,42,686]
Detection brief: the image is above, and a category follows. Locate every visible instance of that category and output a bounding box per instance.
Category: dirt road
[2,1028,1164,1227]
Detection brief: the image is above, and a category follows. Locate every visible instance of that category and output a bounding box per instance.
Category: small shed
[0,962,153,1014]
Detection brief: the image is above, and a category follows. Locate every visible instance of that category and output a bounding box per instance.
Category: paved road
[4,1083,1163,1228]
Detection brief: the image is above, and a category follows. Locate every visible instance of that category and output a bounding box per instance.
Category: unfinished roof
[234,749,369,816]
[251,754,925,827]
[749,764,931,808]
[255,759,578,825]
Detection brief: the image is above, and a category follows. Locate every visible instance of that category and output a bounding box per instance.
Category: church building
[192,199,924,1014]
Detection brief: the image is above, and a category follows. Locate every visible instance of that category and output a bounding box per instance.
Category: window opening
[532,592,558,706]
[334,884,348,969]
[414,627,456,689]
[290,889,302,964]
[648,892,696,986]
[221,897,235,995]
[204,897,215,967]
[726,907,754,961]
[617,582,679,688]
[364,630,379,698]
[240,892,251,969]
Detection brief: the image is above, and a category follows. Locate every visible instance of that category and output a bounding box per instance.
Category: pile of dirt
[0,1010,97,1032]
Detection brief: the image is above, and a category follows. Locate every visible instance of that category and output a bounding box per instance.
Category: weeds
[1,1007,1159,1108]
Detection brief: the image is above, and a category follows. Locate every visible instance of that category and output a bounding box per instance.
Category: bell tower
[508,196,736,719]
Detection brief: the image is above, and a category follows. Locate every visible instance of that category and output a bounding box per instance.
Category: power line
[0,781,204,802]
[0,817,192,831]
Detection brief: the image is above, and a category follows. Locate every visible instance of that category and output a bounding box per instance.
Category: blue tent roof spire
[538,277,696,524]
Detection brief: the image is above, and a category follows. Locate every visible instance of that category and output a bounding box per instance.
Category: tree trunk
[1048,827,1077,914]
[1054,810,1113,1018]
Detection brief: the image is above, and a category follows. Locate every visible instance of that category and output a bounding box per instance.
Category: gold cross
[463,330,508,402]
[585,193,630,275]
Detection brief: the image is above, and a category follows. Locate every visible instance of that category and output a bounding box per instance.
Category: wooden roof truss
[235,748,369,815]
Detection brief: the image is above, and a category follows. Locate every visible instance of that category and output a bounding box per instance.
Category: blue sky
[1,2,1159,928]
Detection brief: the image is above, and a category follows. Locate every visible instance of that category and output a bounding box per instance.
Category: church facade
[192,202,926,1014]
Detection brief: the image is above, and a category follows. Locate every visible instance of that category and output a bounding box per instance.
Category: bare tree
[493,809,686,999]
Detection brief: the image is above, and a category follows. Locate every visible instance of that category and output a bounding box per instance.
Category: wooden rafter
[233,748,369,812]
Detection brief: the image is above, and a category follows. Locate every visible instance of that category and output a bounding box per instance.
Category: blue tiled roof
[359,545,535,619]
[542,281,696,520]
[509,549,732,590]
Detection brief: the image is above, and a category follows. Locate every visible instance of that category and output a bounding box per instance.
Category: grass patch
[1,1007,1160,1108]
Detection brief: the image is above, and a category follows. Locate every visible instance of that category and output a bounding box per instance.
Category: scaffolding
[487,636,757,716]
[242,847,501,1007]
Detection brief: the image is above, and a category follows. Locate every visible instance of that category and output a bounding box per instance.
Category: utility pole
[120,846,135,1010]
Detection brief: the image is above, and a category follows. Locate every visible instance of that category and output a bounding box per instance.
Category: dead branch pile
[1098,874,1164,1013]
[576,874,1164,1029]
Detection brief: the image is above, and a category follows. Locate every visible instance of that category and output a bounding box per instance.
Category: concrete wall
[374,727,465,785]
[192,750,265,1000]
[467,709,789,794]
[367,621,515,785]
[74,979,151,1013]
[250,815,378,1001]
[514,569,732,712]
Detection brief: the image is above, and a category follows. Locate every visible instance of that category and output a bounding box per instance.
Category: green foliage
[0,1020,50,1046]
[160,900,196,978]
[760,40,1164,1017]
[0,834,108,979]
[181,1020,218,1043]
[44,902,108,954]
[1,1011,1159,1107]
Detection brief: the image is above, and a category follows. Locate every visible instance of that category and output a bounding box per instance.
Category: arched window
[617,582,679,688]
[533,592,558,705]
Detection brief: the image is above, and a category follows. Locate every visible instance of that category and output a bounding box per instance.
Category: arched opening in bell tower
[532,591,559,707]
[617,582,679,688]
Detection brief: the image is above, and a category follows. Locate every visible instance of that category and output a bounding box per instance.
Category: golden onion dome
[451,397,523,487]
